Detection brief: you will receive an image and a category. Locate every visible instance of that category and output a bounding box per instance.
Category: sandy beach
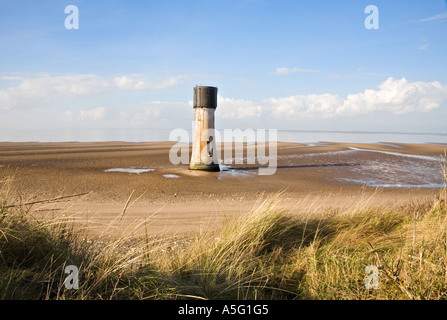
[0,141,445,236]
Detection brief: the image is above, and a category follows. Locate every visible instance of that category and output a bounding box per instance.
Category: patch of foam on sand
[104,167,155,174]
[347,147,439,161]
[218,165,257,180]
[163,174,180,178]
[280,145,444,188]
[338,178,445,189]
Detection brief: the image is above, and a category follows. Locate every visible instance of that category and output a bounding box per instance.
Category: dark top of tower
[194,86,218,109]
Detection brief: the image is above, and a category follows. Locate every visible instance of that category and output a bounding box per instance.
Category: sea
[0,128,446,145]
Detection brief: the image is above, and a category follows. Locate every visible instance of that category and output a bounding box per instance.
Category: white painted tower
[189,86,220,171]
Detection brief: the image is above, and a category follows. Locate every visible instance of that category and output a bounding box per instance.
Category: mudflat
[0,141,445,236]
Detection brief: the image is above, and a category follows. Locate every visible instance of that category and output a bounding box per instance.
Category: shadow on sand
[221,163,361,171]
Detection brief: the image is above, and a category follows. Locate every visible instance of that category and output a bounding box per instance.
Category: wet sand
[0,141,445,236]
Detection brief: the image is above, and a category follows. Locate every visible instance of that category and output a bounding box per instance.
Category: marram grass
[1,177,447,300]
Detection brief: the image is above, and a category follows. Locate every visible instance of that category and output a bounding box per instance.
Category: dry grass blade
[4,192,91,209]
[119,190,135,221]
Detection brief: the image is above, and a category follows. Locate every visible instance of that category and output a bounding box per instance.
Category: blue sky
[1,0,447,140]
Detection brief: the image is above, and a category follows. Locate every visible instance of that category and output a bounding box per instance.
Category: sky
[0,0,447,141]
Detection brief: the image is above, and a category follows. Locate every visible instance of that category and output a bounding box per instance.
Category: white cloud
[0,73,188,110]
[61,110,74,121]
[217,96,263,118]
[117,101,188,125]
[0,74,109,110]
[63,107,107,121]
[113,74,189,90]
[266,94,343,117]
[418,43,431,50]
[79,107,107,120]
[419,12,447,22]
[337,77,447,115]
[272,67,321,75]
[113,75,147,90]
[218,77,447,120]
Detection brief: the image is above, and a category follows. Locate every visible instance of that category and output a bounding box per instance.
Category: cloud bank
[63,107,107,121]
[217,77,447,119]
[0,73,189,110]
[1,75,446,129]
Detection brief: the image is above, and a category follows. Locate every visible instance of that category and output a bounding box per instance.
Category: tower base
[189,163,221,172]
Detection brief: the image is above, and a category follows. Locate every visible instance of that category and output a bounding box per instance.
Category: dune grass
[1,171,447,299]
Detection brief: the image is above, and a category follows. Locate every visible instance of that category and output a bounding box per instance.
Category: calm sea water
[0,128,446,145]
